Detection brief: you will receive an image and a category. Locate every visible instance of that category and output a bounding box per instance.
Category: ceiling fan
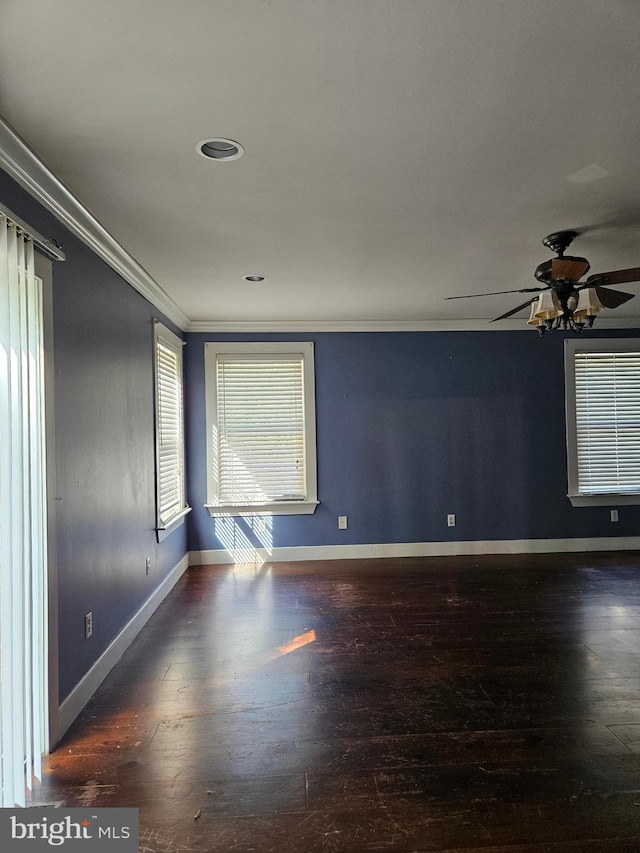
[446,230,640,335]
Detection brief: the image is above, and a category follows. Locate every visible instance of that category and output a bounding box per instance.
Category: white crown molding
[187,317,640,334]
[189,535,640,566]
[0,117,189,331]
[187,319,513,332]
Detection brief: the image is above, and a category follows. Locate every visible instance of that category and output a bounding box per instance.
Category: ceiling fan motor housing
[551,256,590,282]
[542,230,579,256]
[539,231,590,283]
[534,260,553,283]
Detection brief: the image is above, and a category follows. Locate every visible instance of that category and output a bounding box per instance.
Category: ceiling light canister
[196,138,244,161]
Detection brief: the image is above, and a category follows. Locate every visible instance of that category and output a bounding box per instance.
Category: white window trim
[565,338,640,507]
[154,322,190,539]
[204,341,318,517]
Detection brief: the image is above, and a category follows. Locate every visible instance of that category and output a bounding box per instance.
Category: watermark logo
[0,808,138,851]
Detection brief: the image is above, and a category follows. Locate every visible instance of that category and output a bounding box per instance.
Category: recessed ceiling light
[244,274,266,282]
[196,138,244,161]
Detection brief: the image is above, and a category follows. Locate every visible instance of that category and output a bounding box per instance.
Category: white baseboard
[54,553,189,744]
[189,536,640,566]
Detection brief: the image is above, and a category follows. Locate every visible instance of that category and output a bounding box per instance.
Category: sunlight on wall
[214,513,273,566]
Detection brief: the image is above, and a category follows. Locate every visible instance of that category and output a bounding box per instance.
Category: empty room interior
[2,1,640,850]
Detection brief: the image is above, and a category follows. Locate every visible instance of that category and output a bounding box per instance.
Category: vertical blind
[216,355,306,503]
[0,212,48,806]
[574,350,640,494]
[154,325,185,527]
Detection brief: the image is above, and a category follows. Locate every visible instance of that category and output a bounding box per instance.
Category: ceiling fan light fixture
[449,231,639,337]
[196,138,245,161]
[533,289,563,321]
[527,298,545,327]
[573,287,603,321]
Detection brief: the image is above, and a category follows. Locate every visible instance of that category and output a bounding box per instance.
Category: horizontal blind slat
[574,349,640,493]
[216,356,306,503]
[155,329,185,524]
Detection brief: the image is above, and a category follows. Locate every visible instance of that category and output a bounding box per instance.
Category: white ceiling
[1,0,640,329]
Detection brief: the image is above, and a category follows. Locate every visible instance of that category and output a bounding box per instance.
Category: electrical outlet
[447,514,456,527]
[338,515,348,530]
[145,556,151,575]
[85,612,93,639]
[610,509,619,522]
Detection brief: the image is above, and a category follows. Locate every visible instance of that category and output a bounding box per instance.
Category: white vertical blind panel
[17,235,30,794]
[574,351,640,494]
[0,217,13,805]
[25,238,47,784]
[216,356,306,503]
[1,219,21,807]
[0,214,48,807]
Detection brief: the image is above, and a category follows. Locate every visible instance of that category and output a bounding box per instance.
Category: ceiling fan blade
[490,298,537,322]
[587,267,640,286]
[551,256,590,281]
[594,286,635,309]
[445,286,546,300]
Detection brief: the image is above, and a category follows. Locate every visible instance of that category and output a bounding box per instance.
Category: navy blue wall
[0,171,187,703]
[185,330,640,552]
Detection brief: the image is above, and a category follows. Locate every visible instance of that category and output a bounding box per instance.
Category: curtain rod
[0,201,65,261]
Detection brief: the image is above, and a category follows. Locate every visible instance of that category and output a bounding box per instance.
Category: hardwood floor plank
[41,553,640,851]
[608,724,640,753]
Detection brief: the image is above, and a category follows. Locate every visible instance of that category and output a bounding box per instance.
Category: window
[204,342,318,515]
[154,322,190,537]
[565,339,640,506]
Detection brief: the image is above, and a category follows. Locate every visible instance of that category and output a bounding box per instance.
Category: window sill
[205,501,319,517]
[568,493,640,508]
[156,505,192,541]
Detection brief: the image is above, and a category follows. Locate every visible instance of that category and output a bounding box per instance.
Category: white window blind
[574,349,640,495]
[216,354,306,503]
[154,323,187,530]
[0,211,50,807]
[204,342,318,515]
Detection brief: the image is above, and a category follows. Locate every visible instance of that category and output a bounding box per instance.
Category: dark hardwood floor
[32,553,640,851]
